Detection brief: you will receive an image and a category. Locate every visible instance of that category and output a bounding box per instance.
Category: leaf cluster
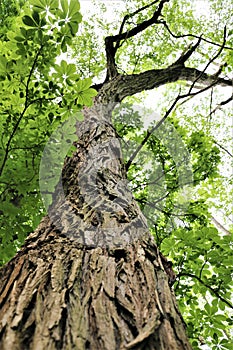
[113,101,233,349]
[0,0,97,263]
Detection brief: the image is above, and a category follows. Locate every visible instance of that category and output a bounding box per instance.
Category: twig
[184,26,227,95]
[0,45,44,177]
[159,20,233,51]
[208,95,233,120]
[213,140,233,158]
[178,272,233,309]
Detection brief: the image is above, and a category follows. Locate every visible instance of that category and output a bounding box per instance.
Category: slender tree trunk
[0,80,193,350]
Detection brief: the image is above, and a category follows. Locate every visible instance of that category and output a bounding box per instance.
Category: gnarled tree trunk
[0,0,232,344]
[0,86,192,349]
[1,1,231,345]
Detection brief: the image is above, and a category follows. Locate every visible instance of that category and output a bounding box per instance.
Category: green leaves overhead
[30,0,59,12]
[22,14,40,27]
[60,0,82,35]
[20,0,82,50]
[0,0,97,265]
[113,101,232,350]
[53,60,79,83]
[0,0,232,349]
[75,78,98,106]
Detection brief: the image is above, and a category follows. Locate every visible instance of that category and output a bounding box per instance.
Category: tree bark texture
[0,75,195,350]
[0,218,191,350]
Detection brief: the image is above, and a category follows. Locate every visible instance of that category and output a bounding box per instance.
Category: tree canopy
[0,0,232,349]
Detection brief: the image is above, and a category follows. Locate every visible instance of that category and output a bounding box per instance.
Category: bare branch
[110,65,232,102]
[159,20,233,51]
[209,88,214,117]
[111,0,169,43]
[125,95,179,170]
[178,272,233,309]
[104,0,169,79]
[213,140,233,158]
[124,51,231,171]
[208,95,233,119]
[115,0,161,51]
[181,26,227,96]
[179,67,232,89]
[105,36,119,79]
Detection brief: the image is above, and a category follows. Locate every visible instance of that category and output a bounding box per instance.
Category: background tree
[0,0,232,349]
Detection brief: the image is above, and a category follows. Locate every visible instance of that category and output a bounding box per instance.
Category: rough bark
[1,0,232,346]
[0,87,193,349]
[95,65,232,102]
[0,217,190,350]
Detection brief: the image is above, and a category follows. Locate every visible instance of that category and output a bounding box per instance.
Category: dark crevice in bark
[16,290,38,332]
[114,298,139,337]
[112,316,122,349]
[111,248,128,262]
[0,325,5,343]
[58,306,68,350]
[21,321,36,350]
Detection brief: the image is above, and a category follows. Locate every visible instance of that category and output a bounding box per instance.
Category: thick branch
[101,65,232,103]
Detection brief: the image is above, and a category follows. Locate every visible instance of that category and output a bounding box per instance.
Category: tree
[0,0,232,349]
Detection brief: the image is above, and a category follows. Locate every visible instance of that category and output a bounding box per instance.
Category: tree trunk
[0,82,192,350]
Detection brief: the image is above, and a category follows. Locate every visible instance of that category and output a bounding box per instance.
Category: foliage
[0,0,233,349]
[0,0,97,263]
[113,100,233,349]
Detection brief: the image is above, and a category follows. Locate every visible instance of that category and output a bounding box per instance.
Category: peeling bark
[0,218,191,350]
[0,100,193,349]
[1,1,232,347]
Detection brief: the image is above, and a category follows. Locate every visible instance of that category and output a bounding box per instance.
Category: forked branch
[104,0,169,79]
[125,31,230,171]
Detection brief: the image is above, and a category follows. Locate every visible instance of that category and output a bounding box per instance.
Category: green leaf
[60,0,69,13]
[75,77,92,92]
[32,11,40,25]
[0,56,7,73]
[68,20,80,35]
[31,0,59,11]
[68,0,80,17]
[22,15,38,28]
[14,36,25,42]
